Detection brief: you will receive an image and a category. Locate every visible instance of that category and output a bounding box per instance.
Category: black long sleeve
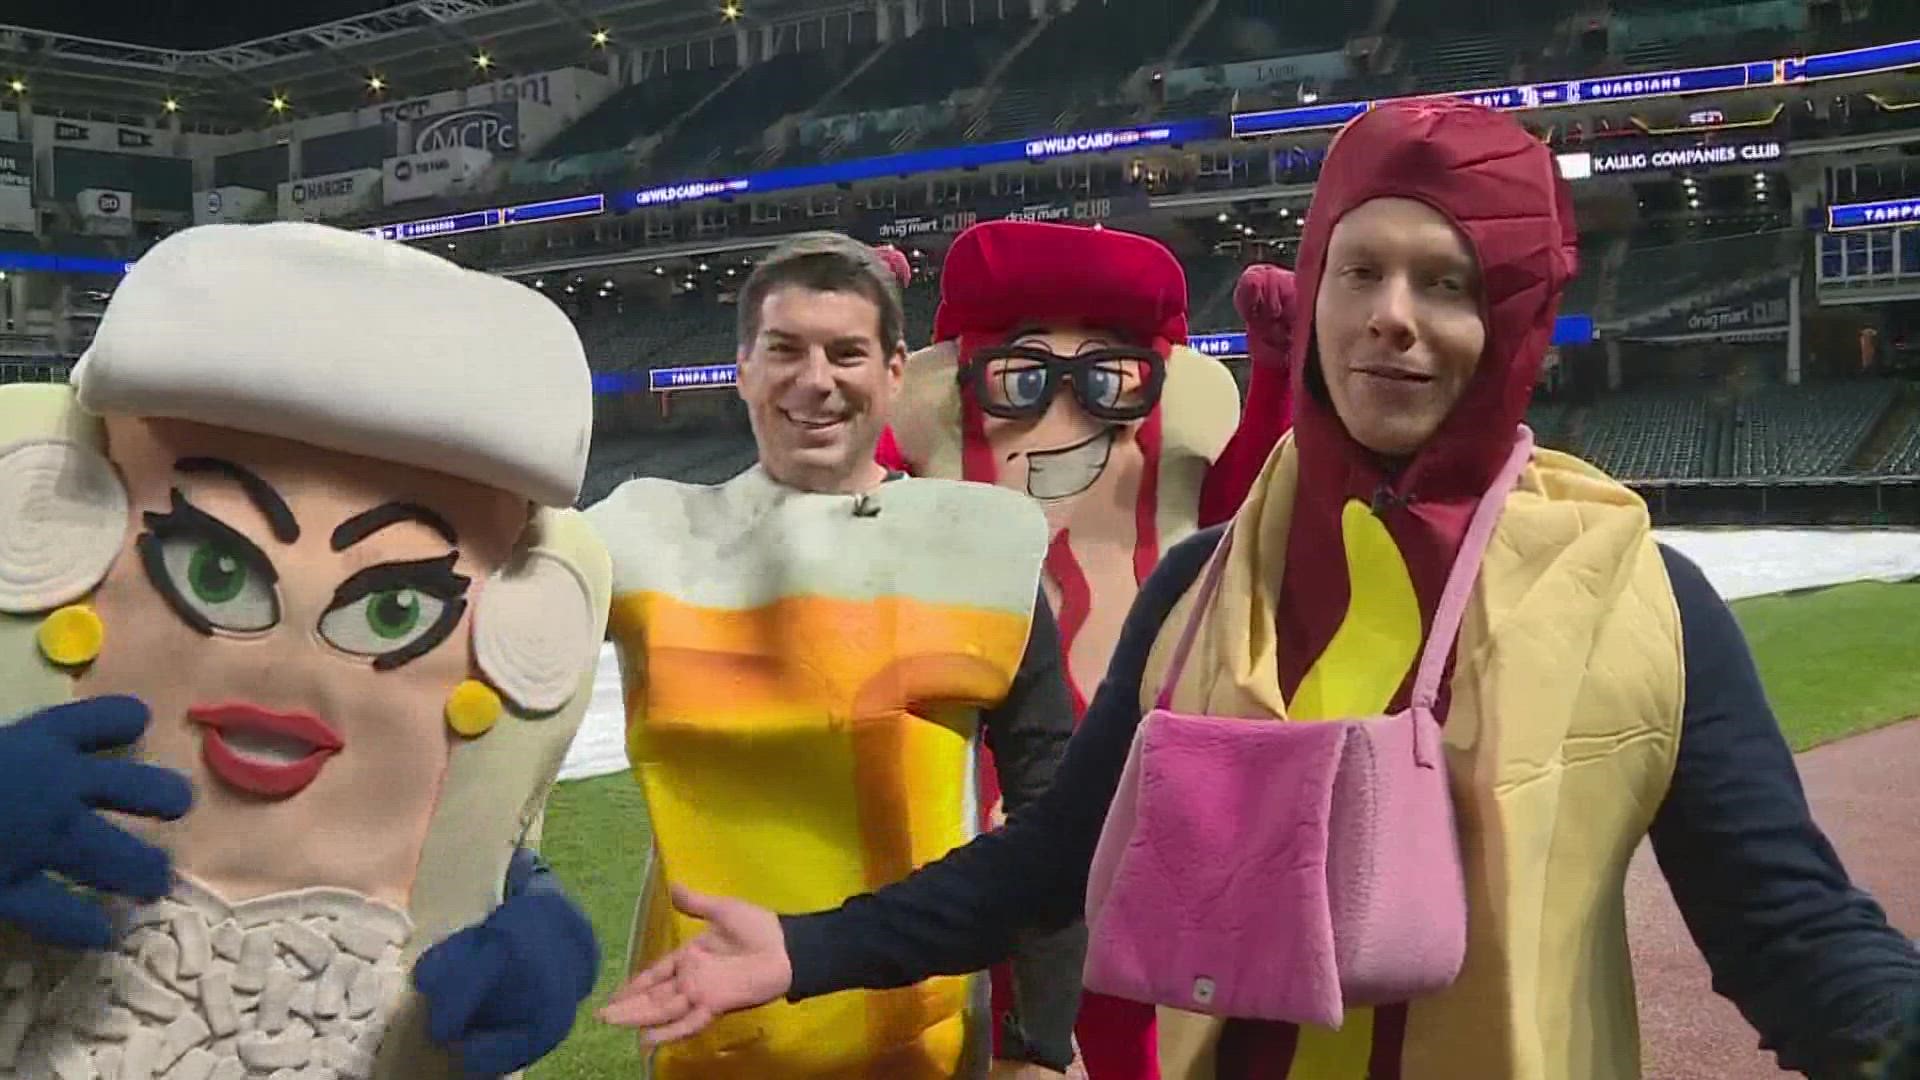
[1647,545,1920,1077]
[978,591,1087,1070]
[783,534,1920,1077]
[780,527,1224,996]
[979,589,1076,820]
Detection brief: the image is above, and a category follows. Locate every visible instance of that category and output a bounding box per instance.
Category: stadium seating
[1001,1,1192,97]
[1730,382,1896,478]
[651,48,853,175]
[581,429,758,506]
[1611,232,1791,320]
[535,67,734,160]
[1180,1,1351,66]
[1578,389,1710,479]
[821,18,1032,116]
[1873,414,1920,475]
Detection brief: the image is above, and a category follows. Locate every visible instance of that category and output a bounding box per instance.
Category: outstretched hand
[597,883,792,1045]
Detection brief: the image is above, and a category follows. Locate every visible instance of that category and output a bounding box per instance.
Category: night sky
[9,0,406,49]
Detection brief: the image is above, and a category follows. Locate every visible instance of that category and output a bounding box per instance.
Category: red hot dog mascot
[884,221,1241,1078]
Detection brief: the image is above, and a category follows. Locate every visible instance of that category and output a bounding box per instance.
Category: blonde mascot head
[0,222,610,1080]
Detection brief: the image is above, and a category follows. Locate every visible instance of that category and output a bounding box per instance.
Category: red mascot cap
[932,220,1189,347]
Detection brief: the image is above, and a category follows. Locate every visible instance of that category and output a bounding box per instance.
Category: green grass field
[528,579,1920,1078]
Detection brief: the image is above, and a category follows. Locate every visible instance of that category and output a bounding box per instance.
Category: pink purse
[1081,430,1534,1027]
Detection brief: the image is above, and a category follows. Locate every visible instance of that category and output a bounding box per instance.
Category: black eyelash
[323,553,472,672]
[143,490,279,584]
[138,490,280,637]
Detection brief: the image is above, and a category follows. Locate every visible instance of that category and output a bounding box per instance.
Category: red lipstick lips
[189,703,344,799]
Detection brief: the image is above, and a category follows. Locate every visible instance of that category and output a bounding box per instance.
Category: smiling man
[587,232,1083,1078]
[0,221,612,1080]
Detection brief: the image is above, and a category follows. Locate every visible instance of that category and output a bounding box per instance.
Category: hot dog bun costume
[590,465,1052,1077]
[884,220,1240,1078]
[0,222,611,1080]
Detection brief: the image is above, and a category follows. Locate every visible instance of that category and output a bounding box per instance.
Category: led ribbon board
[1232,37,1920,137]
[361,193,606,242]
[615,119,1223,210]
[1827,196,1920,231]
[619,317,1597,394]
[1187,317,1593,360]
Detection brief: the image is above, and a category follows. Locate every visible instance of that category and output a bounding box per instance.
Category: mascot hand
[0,696,192,951]
[1233,264,1297,369]
[414,886,600,1075]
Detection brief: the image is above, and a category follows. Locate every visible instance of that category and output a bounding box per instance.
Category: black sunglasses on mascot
[962,345,1167,422]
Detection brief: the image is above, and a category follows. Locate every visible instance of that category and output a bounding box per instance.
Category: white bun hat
[72,222,591,507]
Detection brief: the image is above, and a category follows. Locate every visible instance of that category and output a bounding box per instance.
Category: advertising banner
[277,168,382,221]
[406,102,519,156]
[1624,276,1791,342]
[194,186,275,225]
[0,140,32,232]
[78,188,134,236]
[382,146,492,204]
[1557,135,1785,180]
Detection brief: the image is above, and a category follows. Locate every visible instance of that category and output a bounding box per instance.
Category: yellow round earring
[445,679,503,738]
[38,605,105,669]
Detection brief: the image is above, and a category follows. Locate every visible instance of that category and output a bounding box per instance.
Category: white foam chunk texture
[473,549,596,715]
[0,880,412,1080]
[0,439,129,614]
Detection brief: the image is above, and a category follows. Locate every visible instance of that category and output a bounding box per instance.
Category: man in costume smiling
[0,222,610,1080]
[602,100,1920,1080]
[877,219,1241,1079]
[588,232,1083,1078]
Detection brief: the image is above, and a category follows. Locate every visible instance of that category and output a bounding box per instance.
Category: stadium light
[162,98,179,113]
[6,79,23,95]
[269,95,289,114]
[474,52,494,71]
[722,3,743,20]
[368,75,386,92]
[592,29,611,47]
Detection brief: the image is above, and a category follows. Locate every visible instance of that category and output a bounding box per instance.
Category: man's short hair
[736,232,906,353]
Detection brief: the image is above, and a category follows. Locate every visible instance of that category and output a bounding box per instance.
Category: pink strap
[1409,426,1536,710]
[1153,525,1235,712]
[1151,426,1535,715]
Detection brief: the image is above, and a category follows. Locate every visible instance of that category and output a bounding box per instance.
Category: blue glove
[0,696,193,950]
[413,858,599,1076]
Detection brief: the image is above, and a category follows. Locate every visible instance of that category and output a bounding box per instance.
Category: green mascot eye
[153,536,280,633]
[187,544,249,604]
[321,588,449,657]
[366,589,424,640]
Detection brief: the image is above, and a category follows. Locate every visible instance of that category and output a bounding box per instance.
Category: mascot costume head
[0,222,610,1080]
[886,221,1240,713]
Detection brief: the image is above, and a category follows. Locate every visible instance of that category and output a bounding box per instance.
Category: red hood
[1273,98,1579,708]
[1291,97,1577,503]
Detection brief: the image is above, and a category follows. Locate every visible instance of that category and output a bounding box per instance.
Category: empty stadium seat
[1729,382,1895,478]
[1577,389,1710,479]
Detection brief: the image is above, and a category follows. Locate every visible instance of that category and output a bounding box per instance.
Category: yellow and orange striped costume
[589,465,1050,1078]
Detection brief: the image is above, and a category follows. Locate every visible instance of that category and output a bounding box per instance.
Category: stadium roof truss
[0,0,842,128]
